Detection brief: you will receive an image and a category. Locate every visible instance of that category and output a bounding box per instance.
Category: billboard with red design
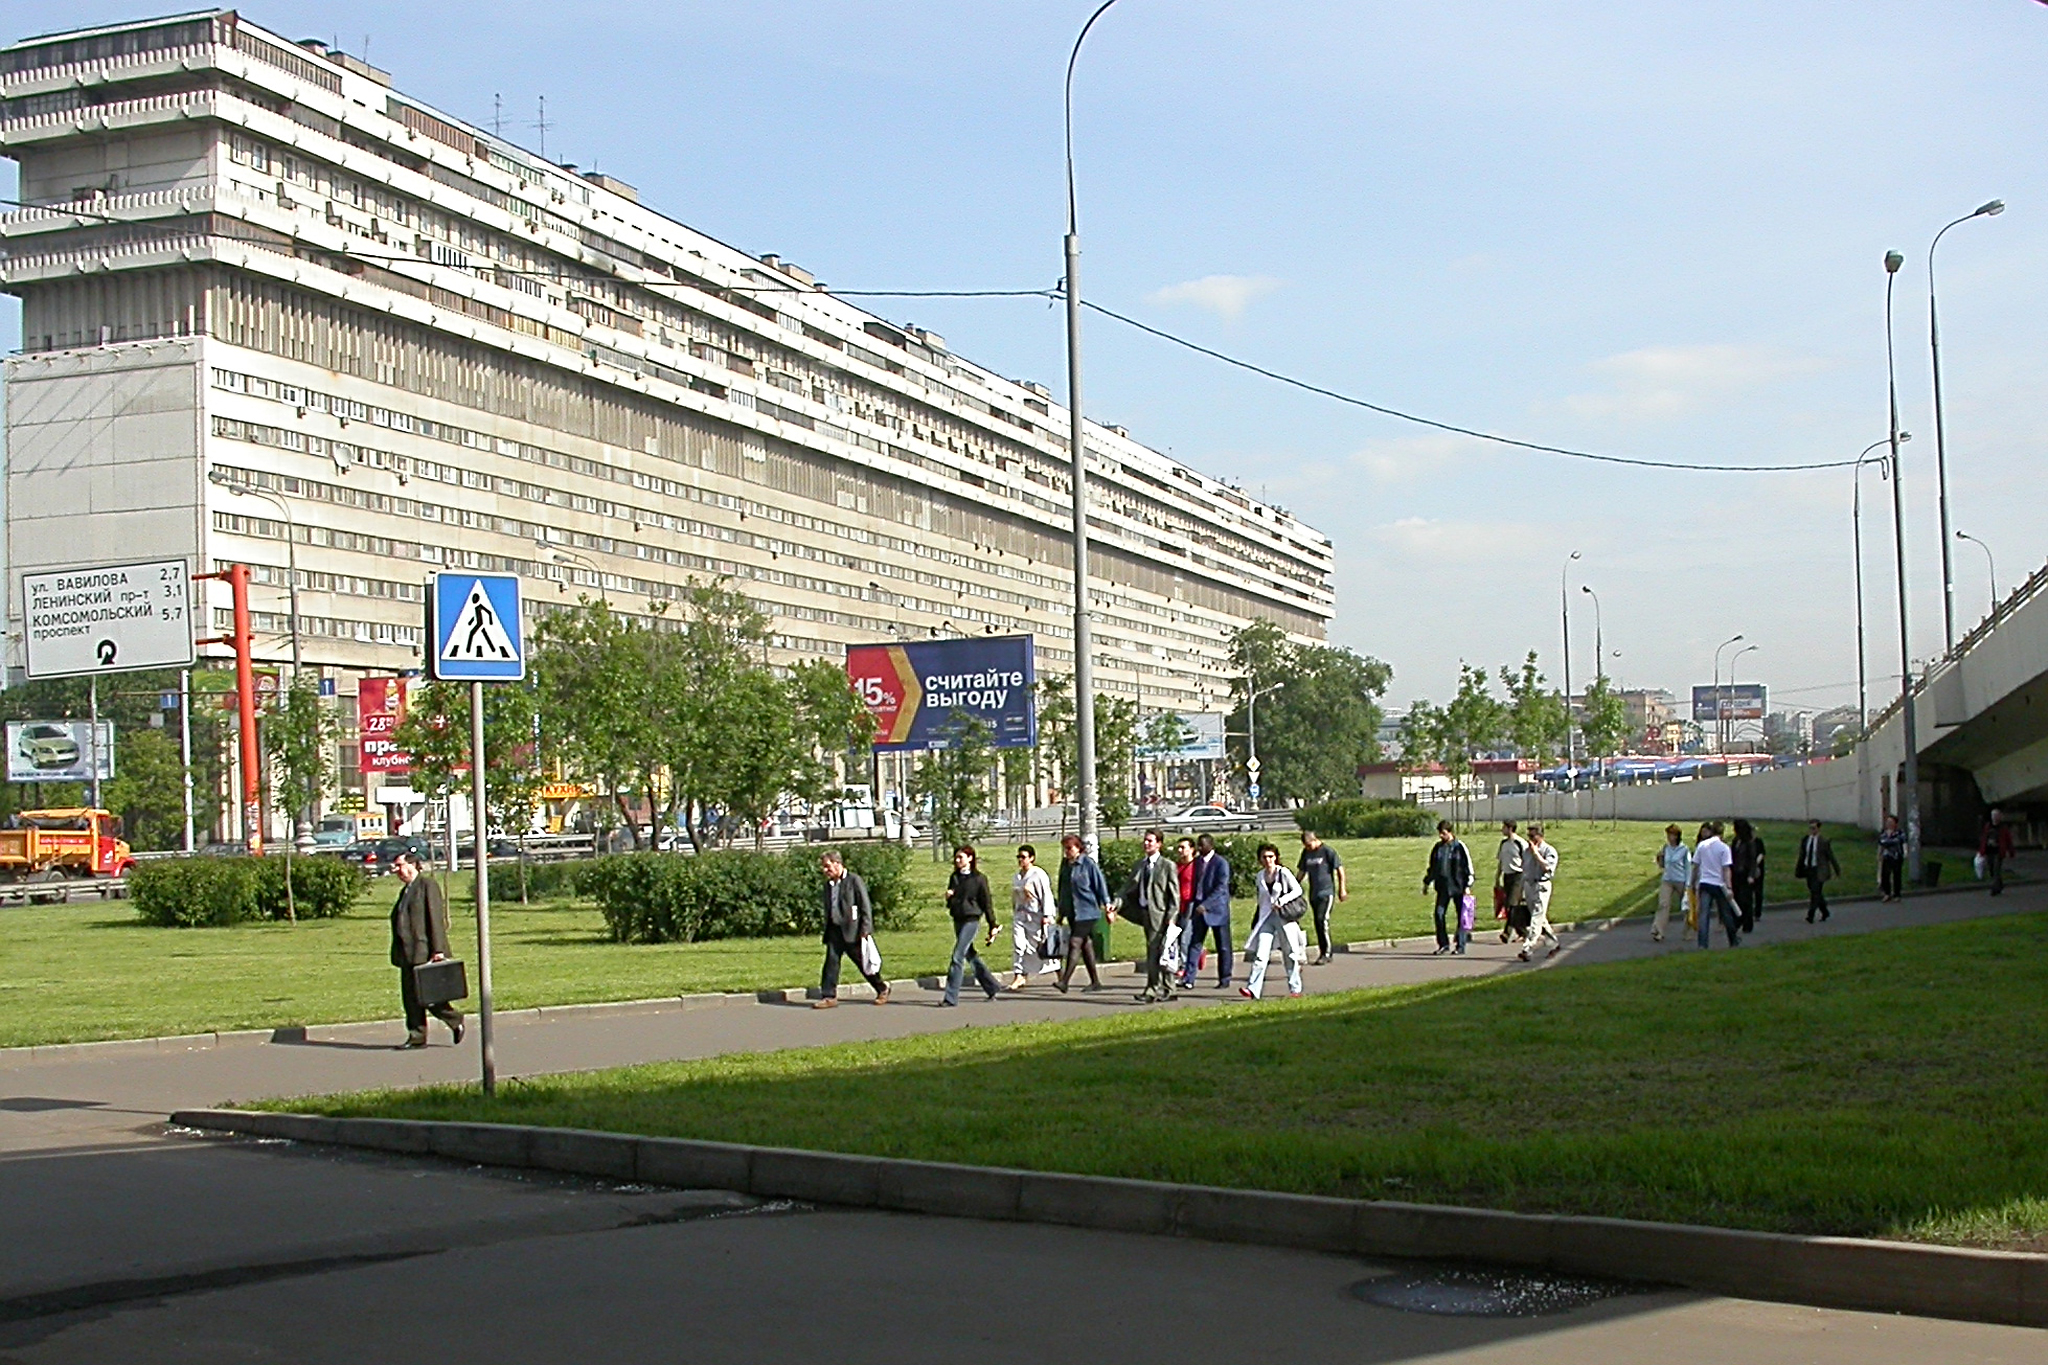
[846,635,1036,751]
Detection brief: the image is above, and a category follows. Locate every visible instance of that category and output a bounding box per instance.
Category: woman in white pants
[1008,844,1059,987]
[1240,843,1307,999]
[1518,823,1561,961]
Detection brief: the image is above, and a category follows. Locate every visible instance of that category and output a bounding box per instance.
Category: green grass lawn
[0,820,1878,1047]
[277,913,2048,1251]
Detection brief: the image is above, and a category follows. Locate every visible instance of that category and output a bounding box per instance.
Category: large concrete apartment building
[0,10,1333,806]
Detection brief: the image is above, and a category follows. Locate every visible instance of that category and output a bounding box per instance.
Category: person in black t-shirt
[1296,830,1346,966]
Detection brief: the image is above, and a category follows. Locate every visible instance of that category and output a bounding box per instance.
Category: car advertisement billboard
[358,677,411,775]
[6,720,115,784]
[1692,683,1767,722]
[1140,710,1226,760]
[847,635,1036,751]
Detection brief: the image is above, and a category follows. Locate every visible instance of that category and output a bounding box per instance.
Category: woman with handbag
[1007,845,1059,989]
[1241,843,1308,999]
[1054,835,1110,992]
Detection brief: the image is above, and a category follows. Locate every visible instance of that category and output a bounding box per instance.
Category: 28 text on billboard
[22,559,195,679]
[847,635,1037,751]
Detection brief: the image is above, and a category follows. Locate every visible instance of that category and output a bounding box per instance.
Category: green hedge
[1099,835,1263,900]
[131,854,362,926]
[498,857,586,901]
[585,842,915,944]
[1294,798,1435,839]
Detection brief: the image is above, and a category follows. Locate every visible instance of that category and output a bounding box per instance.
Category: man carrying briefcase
[391,850,464,1049]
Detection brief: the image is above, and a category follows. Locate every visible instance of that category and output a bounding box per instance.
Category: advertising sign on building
[1140,711,1226,761]
[358,677,410,775]
[1692,683,1767,723]
[5,720,115,784]
[846,634,1037,751]
[20,558,194,680]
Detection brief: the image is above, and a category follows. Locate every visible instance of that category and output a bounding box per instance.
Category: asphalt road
[2,879,2041,1361]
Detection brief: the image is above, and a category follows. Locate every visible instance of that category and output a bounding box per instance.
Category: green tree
[651,579,773,849]
[1579,674,1629,762]
[1034,676,1141,833]
[1141,709,1195,760]
[104,728,185,851]
[1225,621,1393,803]
[909,712,997,852]
[1500,652,1568,765]
[263,678,337,923]
[530,597,664,847]
[391,678,542,888]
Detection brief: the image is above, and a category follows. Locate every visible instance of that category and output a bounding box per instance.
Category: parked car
[1159,803,1257,832]
[311,816,356,851]
[342,835,434,875]
[455,836,522,860]
[17,723,80,771]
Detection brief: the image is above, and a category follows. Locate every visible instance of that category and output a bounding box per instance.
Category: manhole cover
[1350,1267,1637,1317]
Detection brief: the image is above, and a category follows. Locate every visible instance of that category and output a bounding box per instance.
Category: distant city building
[1811,705,1864,752]
[1622,688,1674,747]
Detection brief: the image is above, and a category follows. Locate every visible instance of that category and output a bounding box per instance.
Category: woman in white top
[1241,843,1308,1000]
[1518,823,1561,961]
[1008,844,1059,987]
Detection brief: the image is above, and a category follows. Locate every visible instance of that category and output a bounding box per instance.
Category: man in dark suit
[1179,833,1234,990]
[390,851,462,1049]
[1124,828,1181,1003]
[1794,820,1841,923]
[815,849,889,1008]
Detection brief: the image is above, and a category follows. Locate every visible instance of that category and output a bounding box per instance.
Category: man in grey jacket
[815,849,889,1009]
[1125,828,1181,1003]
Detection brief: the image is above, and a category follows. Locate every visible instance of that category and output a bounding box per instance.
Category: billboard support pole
[197,565,260,853]
[179,669,195,853]
[88,678,101,809]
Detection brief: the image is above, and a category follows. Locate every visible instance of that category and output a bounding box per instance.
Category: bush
[500,857,587,901]
[131,857,261,927]
[252,854,363,920]
[1098,834,1262,902]
[585,842,916,945]
[1295,798,1434,839]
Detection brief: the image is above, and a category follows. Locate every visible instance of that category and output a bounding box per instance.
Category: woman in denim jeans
[941,846,1000,1005]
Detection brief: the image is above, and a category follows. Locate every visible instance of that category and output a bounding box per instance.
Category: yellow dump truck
[0,808,135,884]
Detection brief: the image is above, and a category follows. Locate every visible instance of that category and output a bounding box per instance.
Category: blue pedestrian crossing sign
[430,573,524,681]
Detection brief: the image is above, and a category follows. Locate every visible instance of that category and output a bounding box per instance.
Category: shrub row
[1098,835,1265,900]
[584,842,915,944]
[1293,798,1436,839]
[130,854,363,928]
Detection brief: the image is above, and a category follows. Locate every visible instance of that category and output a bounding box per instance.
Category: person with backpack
[1241,843,1308,999]
[1422,819,1474,955]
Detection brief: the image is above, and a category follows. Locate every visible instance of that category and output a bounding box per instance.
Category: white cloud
[1146,273,1283,321]
[1366,515,1536,563]
[1348,433,1482,483]
[1558,343,1828,421]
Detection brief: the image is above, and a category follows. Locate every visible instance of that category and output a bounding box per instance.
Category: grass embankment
[280,914,2048,1251]
[0,820,1875,1047]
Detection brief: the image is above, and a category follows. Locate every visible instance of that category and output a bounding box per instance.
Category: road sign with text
[22,558,194,679]
[430,574,524,682]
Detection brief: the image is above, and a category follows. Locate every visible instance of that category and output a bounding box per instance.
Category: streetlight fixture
[538,541,607,606]
[1727,643,1760,754]
[1244,679,1283,809]
[1885,247,1924,884]
[210,469,302,673]
[1560,549,1581,765]
[1955,530,1998,618]
[1851,435,1904,734]
[1579,585,1605,683]
[1711,633,1744,755]
[1928,198,2005,655]
[1061,0,1121,856]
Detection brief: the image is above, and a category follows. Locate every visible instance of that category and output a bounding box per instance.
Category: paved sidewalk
[3,878,2035,1157]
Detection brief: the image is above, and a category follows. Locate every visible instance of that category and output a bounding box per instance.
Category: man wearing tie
[1794,820,1841,924]
[1127,828,1181,1003]
[1180,833,1234,990]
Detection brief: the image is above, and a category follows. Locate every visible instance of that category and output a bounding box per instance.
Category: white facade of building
[0,12,1333,789]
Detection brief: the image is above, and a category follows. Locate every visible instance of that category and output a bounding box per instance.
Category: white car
[1159,804,1257,832]
[18,723,80,771]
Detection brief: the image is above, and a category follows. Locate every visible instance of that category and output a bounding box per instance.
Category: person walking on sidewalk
[1731,818,1767,936]
[1652,824,1690,943]
[1878,814,1906,902]
[1296,830,1346,965]
[1128,829,1181,1003]
[1517,823,1561,961]
[1690,822,1741,948]
[390,851,462,1049]
[1181,833,1235,990]
[1496,820,1529,945]
[1422,820,1474,955]
[1055,835,1110,993]
[814,849,889,1009]
[1241,843,1309,999]
[1979,809,2014,896]
[1008,845,1058,989]
[1175,836,1202,978]
[1795,820,1841,923]
[941,845,1000,1006]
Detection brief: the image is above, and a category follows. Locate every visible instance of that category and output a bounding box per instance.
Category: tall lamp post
[1727,643,1759,753]
[1559,548,1581,766]
[1955,531,1998,620]
[1851,435,1902,735]
[539,542,608,606]
[1928,199,2004,655]
[1711,633,1744,755]
[211,472,302,674]
[1062,0,1120,855]
[1885,248,1923,884]
[1580,584,1604,775]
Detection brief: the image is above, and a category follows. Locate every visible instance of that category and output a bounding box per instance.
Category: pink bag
[1457,894,1476,933]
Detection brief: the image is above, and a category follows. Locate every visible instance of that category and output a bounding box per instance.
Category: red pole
[227,565,260,854]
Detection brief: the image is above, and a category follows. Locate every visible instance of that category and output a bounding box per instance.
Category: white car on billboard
[17,723,81,771]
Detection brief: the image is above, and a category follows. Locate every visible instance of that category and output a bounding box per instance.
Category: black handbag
[413,958,469,1007]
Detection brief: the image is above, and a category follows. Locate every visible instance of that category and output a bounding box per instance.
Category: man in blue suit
[1179,833,1233,990]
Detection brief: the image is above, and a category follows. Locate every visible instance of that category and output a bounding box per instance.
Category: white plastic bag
[857,934,883,978]
[1973,852,1989,881]
[1160,924,1185,975]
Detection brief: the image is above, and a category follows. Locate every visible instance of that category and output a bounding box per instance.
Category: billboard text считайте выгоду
[847,635,1036,751]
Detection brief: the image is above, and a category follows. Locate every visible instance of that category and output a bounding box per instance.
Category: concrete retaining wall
[1433,755,1872,829]
[173,1108,2048,1329]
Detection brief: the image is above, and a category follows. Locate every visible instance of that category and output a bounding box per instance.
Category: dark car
[343,835,434,875]
[455,836,522,860]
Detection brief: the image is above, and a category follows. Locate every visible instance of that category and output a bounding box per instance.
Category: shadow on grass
[297,915,2048,1249]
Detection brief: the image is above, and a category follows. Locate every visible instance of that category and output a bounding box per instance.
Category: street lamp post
[212,473,302,674]
[1955,530,1998,622]
[1560,549,1581,766]
[540,542,608,606]
[1850,436,1900,734]
[1062,0,1120,856]
[1580,584,1604,776]
[1711,633,1744,755]
[1886,248,1924,884]
[1928,199,2005,655]
[1728,643,1759,753]
[1244,679,1281,809]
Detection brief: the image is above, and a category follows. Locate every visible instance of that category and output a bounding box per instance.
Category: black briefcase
[413,959,469,1007]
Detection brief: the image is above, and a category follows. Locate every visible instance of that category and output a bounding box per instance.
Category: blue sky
[8,0,2047,718]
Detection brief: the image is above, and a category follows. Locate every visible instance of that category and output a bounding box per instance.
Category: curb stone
[169,1108,2048,1329]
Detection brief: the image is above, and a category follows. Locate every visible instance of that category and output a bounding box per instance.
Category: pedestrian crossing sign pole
[429,572,524,1095]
